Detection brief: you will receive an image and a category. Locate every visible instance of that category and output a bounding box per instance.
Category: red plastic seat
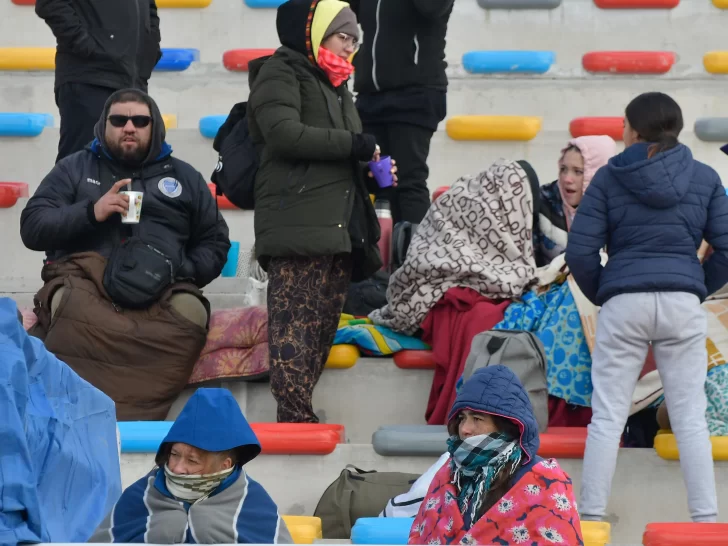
[208,183,239,210]
[394,350,436,370]
[538,427,587,458]
[251,423,345,455]
[594,0,679,7]
[432,186,449,203]
[0,182,29,208]
[643,523,728,545]
[569,117,623,140]
[10,0,35,4]
[594,0,680,5]
[582,51,675,74]
[223,49,276,71]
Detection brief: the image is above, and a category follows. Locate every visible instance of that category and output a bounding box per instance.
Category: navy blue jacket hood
[608,143,692,209]
[566,142,728,305]
[155,389,261,467]
[448,365,540,464]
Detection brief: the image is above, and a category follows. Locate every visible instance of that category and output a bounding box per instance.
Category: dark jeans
[267,254,352,423]
[363,122,433,225]
[55,82,115,163]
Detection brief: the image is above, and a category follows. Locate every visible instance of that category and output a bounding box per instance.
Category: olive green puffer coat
[248,46,380,279]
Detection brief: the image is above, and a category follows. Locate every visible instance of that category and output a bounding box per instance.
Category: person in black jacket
[19,89,230,420]
[348,0,453,225]
[21,88,230,320]
[36,0,162,163]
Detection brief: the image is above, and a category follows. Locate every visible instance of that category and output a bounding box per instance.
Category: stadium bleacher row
[3,0,728,543]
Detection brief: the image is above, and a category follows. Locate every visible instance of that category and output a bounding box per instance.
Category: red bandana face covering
[317,46,354,87]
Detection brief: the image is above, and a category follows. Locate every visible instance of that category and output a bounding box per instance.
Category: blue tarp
[0,298,121,545]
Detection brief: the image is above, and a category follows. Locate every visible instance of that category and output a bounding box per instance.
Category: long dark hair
[624,92,683,159]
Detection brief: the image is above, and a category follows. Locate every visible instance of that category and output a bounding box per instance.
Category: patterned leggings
[267,254,352,423]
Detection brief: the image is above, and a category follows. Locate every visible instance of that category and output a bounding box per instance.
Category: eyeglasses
[336,33,359,48]
[108,115,152,128]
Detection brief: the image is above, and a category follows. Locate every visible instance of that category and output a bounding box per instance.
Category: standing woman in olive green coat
[248,0,387,422]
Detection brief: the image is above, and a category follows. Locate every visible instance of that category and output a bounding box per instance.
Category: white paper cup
[120,191,143,224]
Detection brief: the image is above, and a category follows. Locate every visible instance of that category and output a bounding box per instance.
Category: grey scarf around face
[164,464,235,502]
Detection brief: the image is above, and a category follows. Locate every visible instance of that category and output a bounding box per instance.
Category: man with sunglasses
[19,88,231,421]
[36,0,162,163]
[347,0,453,226]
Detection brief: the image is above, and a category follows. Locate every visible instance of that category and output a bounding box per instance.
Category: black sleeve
[346,0,360,14]
[149,0,162,60]
[182,172,231,288]
[35,0,100,58]
[20,162,98,252]
[411,0,454,18]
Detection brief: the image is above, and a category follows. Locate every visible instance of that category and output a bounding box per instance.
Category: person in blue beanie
[567,92,728,524]
[90,388,292,543]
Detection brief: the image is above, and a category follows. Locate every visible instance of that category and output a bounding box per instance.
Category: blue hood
[155,388,261,467]
[448,366,539,463]
[607,143,693,209]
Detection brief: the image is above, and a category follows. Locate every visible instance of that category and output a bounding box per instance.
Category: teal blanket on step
[493,282,593,406]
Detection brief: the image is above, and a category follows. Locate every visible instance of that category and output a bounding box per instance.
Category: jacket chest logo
[158,177,182,198]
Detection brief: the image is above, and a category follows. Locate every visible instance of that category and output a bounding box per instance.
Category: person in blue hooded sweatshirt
[567,92,728,524]
[90,388,293,543]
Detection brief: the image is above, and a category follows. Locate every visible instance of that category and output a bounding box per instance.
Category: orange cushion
[251,423,345,455]
[0,182,29,208]
[569,117,623,141]
[643,523,728,545]
[394,350,436,369]
[538,426,587,458]
[582,51,675,74]
[208,183,239,210]
[223,49,276,71]
[432,186,449,202]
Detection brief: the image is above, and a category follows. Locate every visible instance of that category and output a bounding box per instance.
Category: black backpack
[210,101,258,210]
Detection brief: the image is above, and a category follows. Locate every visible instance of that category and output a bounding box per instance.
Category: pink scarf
[558,135,617,228]
[317,46,354,88]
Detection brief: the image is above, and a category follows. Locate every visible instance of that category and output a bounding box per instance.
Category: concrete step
[166,357,433,444]
[0,0,725,71]
[120,444,728,544]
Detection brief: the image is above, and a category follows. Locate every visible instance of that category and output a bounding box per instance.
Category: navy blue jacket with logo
[20,139,230,288]
[566,143,728,306]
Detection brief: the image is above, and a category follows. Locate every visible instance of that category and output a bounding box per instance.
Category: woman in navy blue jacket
[567,92,728,524]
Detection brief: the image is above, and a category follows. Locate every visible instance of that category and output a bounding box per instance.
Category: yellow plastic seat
[0,48,55,70]
[446,115,542,141]
[713,0,728,8]
[581,521,610,546]
[325,344,360,369]
[282,515,323,544]
[704,51,728,74]
[157,0,212,6]
[654,430,728,460]
[162,114,178,129]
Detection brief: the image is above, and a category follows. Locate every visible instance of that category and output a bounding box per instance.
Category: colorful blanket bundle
[334,314,429,356]
[494,282,593,407]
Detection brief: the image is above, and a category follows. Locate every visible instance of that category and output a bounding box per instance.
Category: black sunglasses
[108,114,152,128]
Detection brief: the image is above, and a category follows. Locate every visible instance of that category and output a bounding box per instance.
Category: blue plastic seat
[118,421,173,453]
[463,50,555,74]
[0,113,53,137]
[199,115,227,138]
[694,118,728,142]
[244,0,285,7]
[351,518,412,545]
[155,48,200,71]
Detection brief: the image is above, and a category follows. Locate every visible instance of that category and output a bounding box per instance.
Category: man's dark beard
[108,139,149,165]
